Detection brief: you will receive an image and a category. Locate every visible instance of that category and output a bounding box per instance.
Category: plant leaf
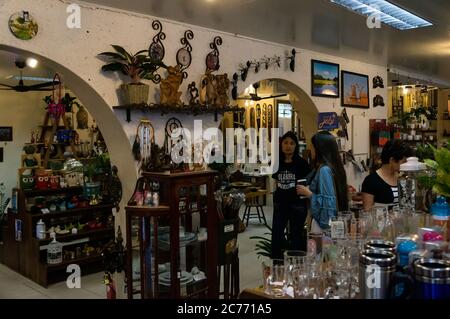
[111,45,133,63]
[102,62,126,72]
[98,52,127,61]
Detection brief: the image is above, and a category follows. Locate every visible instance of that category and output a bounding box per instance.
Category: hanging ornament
[47,74,65,121]
[134,120,155,170]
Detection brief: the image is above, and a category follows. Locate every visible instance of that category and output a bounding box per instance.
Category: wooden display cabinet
[125,170,218,299]
[2,187,115,287]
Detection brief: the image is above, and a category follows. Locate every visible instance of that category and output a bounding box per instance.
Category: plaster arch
[237,76,319,146]
[0,44,137,229]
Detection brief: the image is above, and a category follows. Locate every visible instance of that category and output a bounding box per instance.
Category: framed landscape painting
[311,60,339,98]
[341,71,369,108]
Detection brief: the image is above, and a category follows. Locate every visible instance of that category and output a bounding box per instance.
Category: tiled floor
[0,205,273,299]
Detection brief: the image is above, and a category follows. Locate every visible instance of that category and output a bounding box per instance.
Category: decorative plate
[9,11,38,40]
[149,42,164,62]
[176,48,191,67]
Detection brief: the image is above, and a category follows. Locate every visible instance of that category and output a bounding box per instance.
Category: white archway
[0,44,137,230]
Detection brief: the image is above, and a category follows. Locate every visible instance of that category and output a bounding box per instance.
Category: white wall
[0,91,46,192]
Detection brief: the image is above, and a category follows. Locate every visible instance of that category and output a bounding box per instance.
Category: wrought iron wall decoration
[176,30,194,79]
[232,49,297,100]
[164,117,183,156]
[187,82,199,105]
[148,20,166,84]
[205,36,222,72]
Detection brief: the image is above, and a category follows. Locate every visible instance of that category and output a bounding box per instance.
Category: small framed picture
[0,127,13,142]
[311,60,340,98]
[341,71,370,108]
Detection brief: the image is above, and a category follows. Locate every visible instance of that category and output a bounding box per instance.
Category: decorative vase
[76,105,89,129]
[120,83,149,105]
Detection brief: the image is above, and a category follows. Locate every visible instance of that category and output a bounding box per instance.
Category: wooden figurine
[187,82,199,105]
[199,72,217,105]
[215,73,230,107]
[160,65,183,106]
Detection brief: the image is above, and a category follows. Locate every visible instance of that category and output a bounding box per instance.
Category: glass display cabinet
[125,170,218,299]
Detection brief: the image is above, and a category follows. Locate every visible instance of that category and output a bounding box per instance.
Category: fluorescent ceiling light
[329,0,433,30]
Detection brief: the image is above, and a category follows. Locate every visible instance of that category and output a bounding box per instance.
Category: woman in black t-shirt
[362,140,413,210]
[271,131,311,259]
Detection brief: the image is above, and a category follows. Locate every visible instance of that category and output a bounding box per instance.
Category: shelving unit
[113,103,245,122]
[2,187,115,287]
[125,170,218,299]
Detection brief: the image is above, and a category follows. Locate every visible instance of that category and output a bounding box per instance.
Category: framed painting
[341,71,369,108]
[311,60,339,98]
[0,127,13,141]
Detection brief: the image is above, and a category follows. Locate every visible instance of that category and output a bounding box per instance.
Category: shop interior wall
[0,89,96,193]
[0,0,388,225]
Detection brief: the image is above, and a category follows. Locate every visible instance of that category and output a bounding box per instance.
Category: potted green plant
[99,45,166,105]
[419,142,450,197]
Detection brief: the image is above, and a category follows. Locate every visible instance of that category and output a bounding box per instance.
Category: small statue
[215,73,230,107]
[187,82,199,105]
[76,105,89,129]
[199,72,217,106]
[31,131,35,144]
[160,65,183,106]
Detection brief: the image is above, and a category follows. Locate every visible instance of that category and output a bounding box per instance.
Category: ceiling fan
[0,60,59,92]
[235,82,287,101]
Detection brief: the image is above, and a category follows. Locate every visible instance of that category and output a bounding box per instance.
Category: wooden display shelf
[23,186,83,197]
[30,203,114,219]
[420,129,437,133]
[38,226,114,244]
[113,103,245,122]
[46,254,103,270]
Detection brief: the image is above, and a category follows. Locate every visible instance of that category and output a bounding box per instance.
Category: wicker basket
[120,83,149,105]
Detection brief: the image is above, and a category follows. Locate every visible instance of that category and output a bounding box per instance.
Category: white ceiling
[80,0,450,84]
[0,50,56,87]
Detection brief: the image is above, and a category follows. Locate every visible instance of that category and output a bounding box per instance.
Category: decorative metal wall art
[232,49,297,100]
[176,30,194,79]
[164,117,183,156]
[148,20,166,83]
[187,82,199,105]
[373,95,385,107]
[205,36,222,72]
[9,11,38,40]
[372,76,384,89]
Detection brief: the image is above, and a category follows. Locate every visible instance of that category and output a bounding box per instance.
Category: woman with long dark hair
[271,131,311,259]
[297,131,348,231]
